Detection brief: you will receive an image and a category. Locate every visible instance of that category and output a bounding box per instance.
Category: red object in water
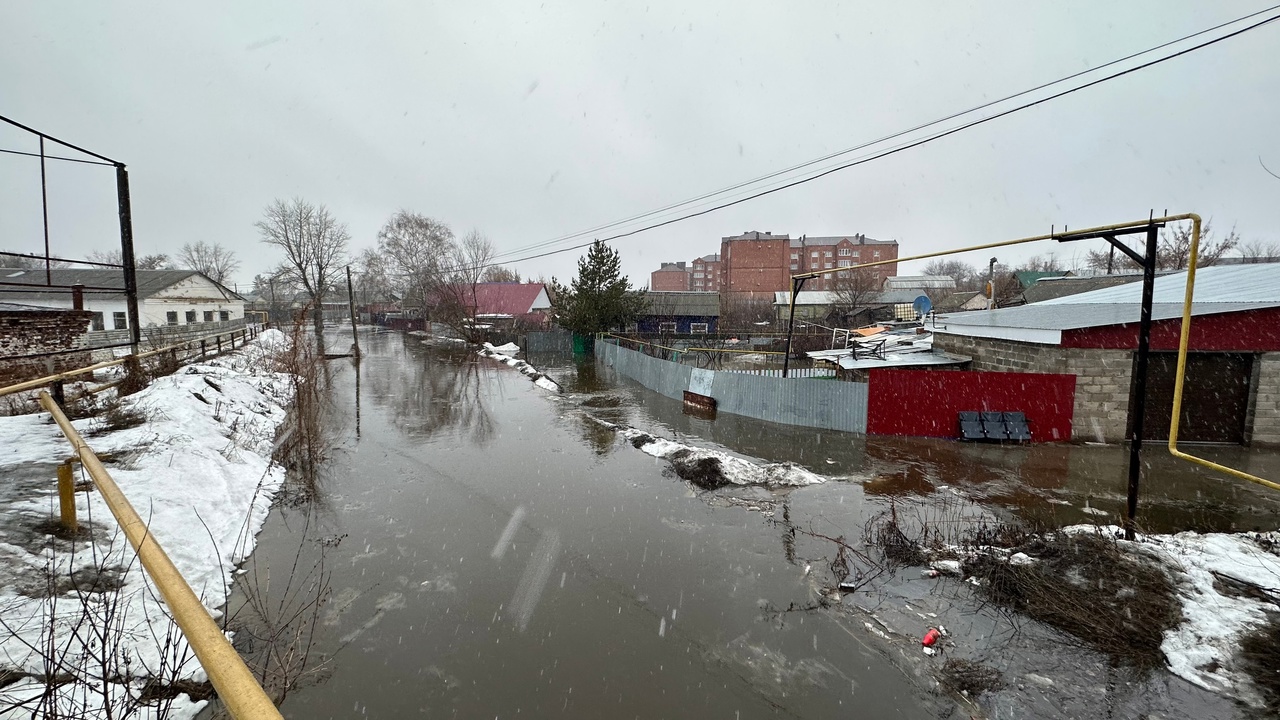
[922,628,941,647]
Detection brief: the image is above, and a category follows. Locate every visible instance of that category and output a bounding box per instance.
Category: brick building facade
[648,231,900,300]
[788,235,899,291]
[650,262,691,291]
[932,265,1280,446]
[0,303,94,387]
[690,253,721,292]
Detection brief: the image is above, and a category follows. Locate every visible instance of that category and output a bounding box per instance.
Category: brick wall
[650,268,691,291]
[934,333,1133,442]
[721,237,789,300]
[1251,353,1280,447]
[0,310,94,386]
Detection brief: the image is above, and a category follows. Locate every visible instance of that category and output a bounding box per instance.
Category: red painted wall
[1062,306,1280,351]
[867,368,1077,442]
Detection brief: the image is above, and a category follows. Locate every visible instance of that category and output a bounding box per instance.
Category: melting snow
[0,329,294,717]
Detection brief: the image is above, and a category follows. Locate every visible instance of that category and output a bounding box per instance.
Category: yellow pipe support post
[1166,214,1280,492]
[37,391,283,720]
[57,460,77,533]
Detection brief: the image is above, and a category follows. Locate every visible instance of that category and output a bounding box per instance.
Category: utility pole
[987,257,998,310]
[346,265,361,359]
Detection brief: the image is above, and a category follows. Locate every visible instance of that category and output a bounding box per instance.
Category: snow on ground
[478,344,561,393]
[961,524,1280,706]
[1141,530,1280,703]
[0,328,294,718]
[583,414,825,488]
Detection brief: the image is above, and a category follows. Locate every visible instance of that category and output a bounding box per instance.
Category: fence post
[216,335,222,354]
[57,460,77,532]
[200,340,206,358]
[51,380,65,408]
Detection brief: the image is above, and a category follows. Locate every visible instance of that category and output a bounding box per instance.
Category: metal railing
[0,324,264,400]
[37,390,283,719]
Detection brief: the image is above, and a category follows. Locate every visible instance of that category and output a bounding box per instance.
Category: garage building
[932,264,1280,446]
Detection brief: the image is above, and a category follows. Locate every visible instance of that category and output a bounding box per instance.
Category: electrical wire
[492,3,1280,262]
[468,8,1280,273]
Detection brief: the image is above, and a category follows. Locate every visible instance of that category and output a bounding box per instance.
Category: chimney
[71,283,84,310]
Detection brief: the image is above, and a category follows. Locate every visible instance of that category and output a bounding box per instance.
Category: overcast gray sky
[2,1,1278,289]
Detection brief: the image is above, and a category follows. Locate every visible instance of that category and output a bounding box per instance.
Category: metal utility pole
[1123,222,1160,540]
[987,257,998,310]
[346,265,361,359]
[782,276,806,378]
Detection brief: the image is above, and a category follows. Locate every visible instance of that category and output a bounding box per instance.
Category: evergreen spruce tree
[550,240,646,335]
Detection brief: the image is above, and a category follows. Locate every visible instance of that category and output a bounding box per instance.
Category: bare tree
[352,246,395,308]
[256,198,350,353]
[375,211,454,325]
[178,241,241,284]
[829,267,880,325]
[88,249,172,269]
[1084,221,1238,272]
[438,230,496,340]
[0,250,70,269]
[481,265,521,283]
[922,259,980,290]
[1236,239,1280,263]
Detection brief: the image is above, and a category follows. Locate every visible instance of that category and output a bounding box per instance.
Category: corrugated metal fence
[524,330,574,353]
[597,339,867,433]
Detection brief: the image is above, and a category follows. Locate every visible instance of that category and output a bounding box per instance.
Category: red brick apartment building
[691,253,721,292]
[649,231,899,299]
[787,235,899,291]
[650,262,691,291]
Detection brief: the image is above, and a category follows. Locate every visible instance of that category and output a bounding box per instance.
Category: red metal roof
[469,283,549,317]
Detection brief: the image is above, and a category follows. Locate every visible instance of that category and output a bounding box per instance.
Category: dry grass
[939,658,1004,697]
[1239,615,1280,714]
[962,532,1181,670]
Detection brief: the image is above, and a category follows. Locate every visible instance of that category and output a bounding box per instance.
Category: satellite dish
[912,295,932,318]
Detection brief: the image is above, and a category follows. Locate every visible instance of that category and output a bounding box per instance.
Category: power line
[0,113,120,165]
[0,147,117,166]
[494,3,1280,262]
[474,8,1280,272]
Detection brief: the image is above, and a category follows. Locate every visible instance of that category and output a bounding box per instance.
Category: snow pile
[1144,531,1280,702]
[585,415,824,489]
[1004,525,1280,705]
[478,344,561,393]
[0,333,295,718]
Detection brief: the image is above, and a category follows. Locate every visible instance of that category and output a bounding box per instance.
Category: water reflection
[363,345,495,444]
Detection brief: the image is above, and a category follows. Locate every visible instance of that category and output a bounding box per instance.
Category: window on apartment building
[113,312,127,330]
[838,259,851,267]
[823,262,833,269]
[837,271,849,278]
[185,310,197,324]
[810,251,818,258]
[220,311,231,322]
[693,272,703,278]
[824,250,833,257]
[90,312,105,331]
[790,263,798,270]
[873,251,881,258]
[839,248,851,256]
[659,322,677,333]
[166,311,178,326]
[204,310,214,322]
[690,322,708,333]
[790,252,798,259]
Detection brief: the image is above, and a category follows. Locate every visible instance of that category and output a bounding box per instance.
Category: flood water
[225,331,1280,718]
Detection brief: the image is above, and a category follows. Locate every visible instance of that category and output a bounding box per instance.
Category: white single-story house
[0,267,245,332]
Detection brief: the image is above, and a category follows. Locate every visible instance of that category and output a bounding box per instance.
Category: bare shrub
[939,658,1004,697]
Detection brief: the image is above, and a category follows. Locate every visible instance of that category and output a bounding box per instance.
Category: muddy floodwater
[225,331,1280,719]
